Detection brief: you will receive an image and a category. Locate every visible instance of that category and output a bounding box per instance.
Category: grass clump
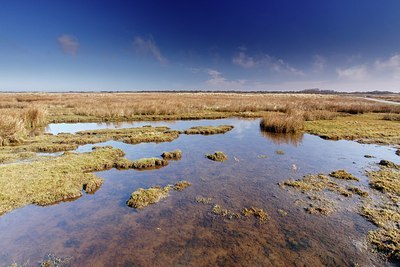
[83,177,104,194]
[195,196,212,204]
[0,147,127,215]
[367,161,400,199]
[329,170,360,181]
[275,150,285,155]
[241,207,269,222]
[174,181,191,191]
[126,185,172,209]
[260,113,304,133]
[131,158,168,169]
[368,229,400,260]
[127,181,192,209]
[39,253,71,267]
[184,125,234,135]
[206,151,227,162]
[161,149,182,160]
[212,204,240,219]
[347,186,369,197]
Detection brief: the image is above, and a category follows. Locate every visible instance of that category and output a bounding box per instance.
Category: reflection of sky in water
[46,118,251,135]
[1,118,399,266]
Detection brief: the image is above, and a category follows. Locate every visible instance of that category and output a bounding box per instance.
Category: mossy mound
[83,177,104,194]
[241,207,269,222]
[126,186,172,209]
[368,162,400,197]
[131,158,168,169]
[184,125,234,135]
[379,160,400,169]
[347,186,368,197]
[275,150,285,155]
[174,181,191,191]
[127,181,192,209]
[206,151,227,162]
[212,204,240,219]
[161,149,182,160]
[329,170,359,181]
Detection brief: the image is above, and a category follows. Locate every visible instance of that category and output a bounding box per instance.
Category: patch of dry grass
[329,170,359,181]
[241,207,269,222]
[260,113,304,133]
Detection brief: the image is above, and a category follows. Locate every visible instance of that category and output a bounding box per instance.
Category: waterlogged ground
[1,118,399,266]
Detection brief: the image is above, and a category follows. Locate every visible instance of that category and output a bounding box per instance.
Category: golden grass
[260,113,304,133]
[1,93,399,124]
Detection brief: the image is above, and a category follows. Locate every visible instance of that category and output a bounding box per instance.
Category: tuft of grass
[275,150,285,155]
[367,161,400,198]
[23,106,47,128]
[206,151,227,162]
[0,112,26,146]
[126,181,191,209]
[212,204,240,219]
[368,228,400,260]
[83,177,104,194]
[195,196,212,204]
[0,147,127,215]
[241,207,269,222]
[131,158,168,169]
[174,181,191,191]
[260,113,304,133]
[329,170,359,181]
[126,185,172,209]
[184,125,234,135]
[347,186,369,197]
[161,149,182,160]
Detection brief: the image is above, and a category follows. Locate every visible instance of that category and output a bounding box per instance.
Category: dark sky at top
[1,0,399,91]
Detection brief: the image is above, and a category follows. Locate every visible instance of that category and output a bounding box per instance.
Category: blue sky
[1,0,400,91]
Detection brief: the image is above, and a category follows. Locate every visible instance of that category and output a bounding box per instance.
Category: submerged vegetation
[241,207,269,222]
[184,125,234,135]
[206,151,228,162]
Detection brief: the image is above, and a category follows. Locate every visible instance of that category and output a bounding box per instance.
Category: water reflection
[260,128,304,146]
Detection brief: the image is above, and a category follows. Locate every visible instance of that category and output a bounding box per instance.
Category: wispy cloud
[312,55,326,72]
[375,53,400,79]
[57,34,79,56]
[133,36,167,65]
[205,69,246,89]
[336,65,368,80]
[232,50,304,76]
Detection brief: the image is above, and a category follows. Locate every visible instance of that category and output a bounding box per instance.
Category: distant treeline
[0,88,399,95]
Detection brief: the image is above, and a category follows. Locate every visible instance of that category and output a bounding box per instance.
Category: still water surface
[1,118,399,266]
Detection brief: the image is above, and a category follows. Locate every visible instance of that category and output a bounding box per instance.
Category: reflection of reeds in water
[260,129,304,146]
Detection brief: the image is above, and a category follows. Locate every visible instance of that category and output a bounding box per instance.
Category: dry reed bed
[1,93,399,122]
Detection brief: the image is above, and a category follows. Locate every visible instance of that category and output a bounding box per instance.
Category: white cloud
[57,34,79,56]
[205,69,246,89]
[232,51,257,68]
[133,36,167,65]
[336,65,368,80]
[375,53,400,79]
[232,50,304,76]
[312,55,326,72]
